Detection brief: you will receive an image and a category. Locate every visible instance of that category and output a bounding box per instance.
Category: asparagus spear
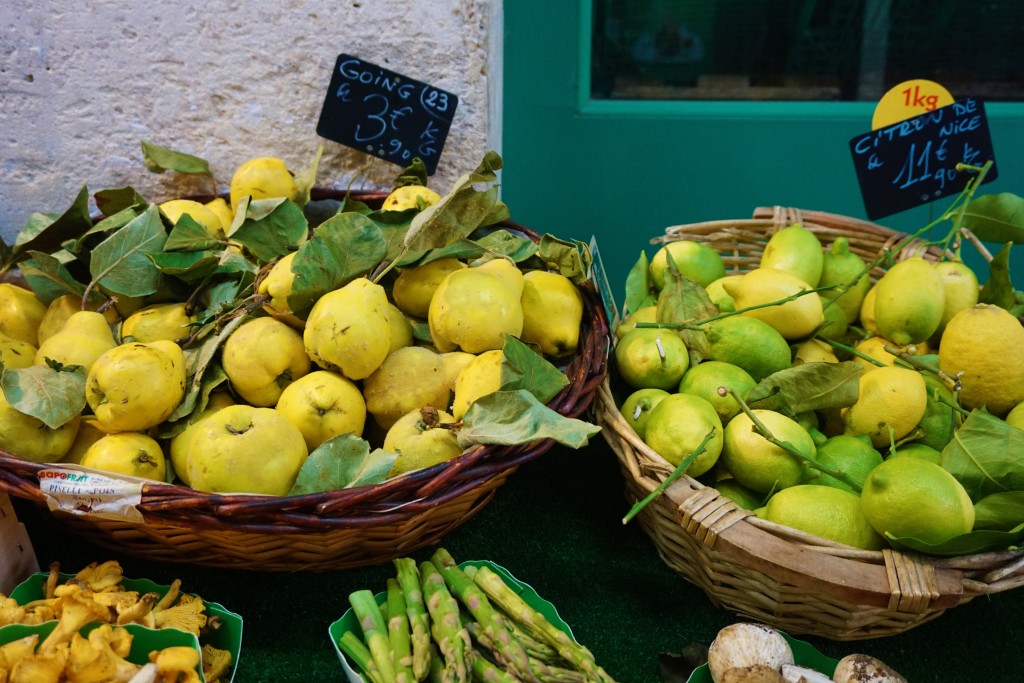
[420,560,471,683]
[428,644,446,683]
[388,578,416,683]
[466,566,617,683]
[468,649,522,683]
[431,549,537,682]
[339,630,388,683]
[350,589,398,683]
[394,556,432,681]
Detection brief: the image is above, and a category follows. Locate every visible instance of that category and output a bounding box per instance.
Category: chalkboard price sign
[317,54,459,175]
[848,97,998,220]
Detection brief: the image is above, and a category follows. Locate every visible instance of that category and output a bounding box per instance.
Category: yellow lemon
[860,457,974,546]
[428,268,524,354]
[705,275,743,313]
[933,260,979,335]
[223,316,311,407]
[762,485,886,550]
[642,393,724,476]
[80,432,167,482]
[759,223,824,287]
[520,270,584,357]
[614,327,689,391]
[614,305,659,339]
[0,282,46,346]
[802,434,882,492]
[722,409,816,494]
[858,283,881,336]
[938,303,1024,416]
[381,185,442,211]
[392,258,467,319]
[843,365,927,448]
[275,370,367,451]
[704,315,791,382]
[159,199,225,239]
[229,156,299,211]
[677,360,757,423]
[1007,400,1024,431]
[723,268,824,340]
[619,387,670,440]
[873,257,945,345]
[120,303,196,343]
[793,338,838,365]
[649,240,726,290]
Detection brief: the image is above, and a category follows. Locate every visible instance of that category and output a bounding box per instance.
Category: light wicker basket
[0,193,610,572]
[598,205,1024,640]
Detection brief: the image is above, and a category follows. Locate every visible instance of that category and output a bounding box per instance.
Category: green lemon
[705,275,743,312]
[614,306,659,340]
[763,485,886,551]
[704,315,791,382]
[643,393,724,476]
[873,257,945,345]
[614,328,690,391]
[677,360,757,423]
[619,388,670,440]
[649,240,726,290]
[818,294,849,340]
[722,409,816,494]
[819,237,872,324]
[713,479,764,510]
[802,434,882,492]
[891,442,943,465]
[933,260,980,336]
[759,223,824,287]
[860,457,974,546]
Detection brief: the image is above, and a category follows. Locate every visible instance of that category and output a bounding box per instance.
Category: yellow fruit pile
[0,150,592,499]
[615,220,1024,553]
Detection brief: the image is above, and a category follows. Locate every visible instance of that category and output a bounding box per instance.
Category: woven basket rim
[0,192,611,536]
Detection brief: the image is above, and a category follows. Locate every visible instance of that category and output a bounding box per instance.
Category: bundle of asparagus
[338,548,617,683]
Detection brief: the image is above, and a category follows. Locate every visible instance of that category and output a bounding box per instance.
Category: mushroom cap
[833,654,908,683]
[720,664,788,683]
[707,623,794,683]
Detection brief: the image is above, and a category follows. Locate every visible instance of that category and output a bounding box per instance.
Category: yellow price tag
[871,79,955,130]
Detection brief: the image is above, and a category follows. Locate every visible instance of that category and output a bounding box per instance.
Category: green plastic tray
[685,629,839,682]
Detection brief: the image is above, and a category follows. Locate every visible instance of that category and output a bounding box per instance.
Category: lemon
[891,442,942,465]
[873,257,945,345]
[0,282,47,346]
[392,258,467,319]
[793,338,838,365]
[722,409,816,494]
[938,303,1024,416]
[713,479,763,510]
[852,336,898,368]
[619,387,670,440]
[817,295,849,340]
[1007,401,1024,431]
[642,393,724,476]
[759,223,824,287]
[649,240,726,290]
[723,268,824,340]
[223,316,311,407]
[819,237,872,324]
[229,156,299,211]
[763,485,886,550]
[705,275,742,312]
[80,432,167,482]
[520,270,583,357]
[615,305,659,339]
[802,434,882,492]
[451,349,504,420]
[916,374,958,451]
[429,268,524,354]
[933,261,980,335]
[858,283,881,336]
[614,328,689,391]
[677,360,757,422]
[381,185,442,211]
[704,315,791,382]
[158,199,225,239]
[860,457,974,546]
[120,303,196,343]
[843,365,927,448]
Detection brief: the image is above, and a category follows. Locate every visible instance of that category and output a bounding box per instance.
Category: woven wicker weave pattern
[600,206,1024,640]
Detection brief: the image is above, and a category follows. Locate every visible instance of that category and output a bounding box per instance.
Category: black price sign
[317,54,459,175]
[849,97,998,220]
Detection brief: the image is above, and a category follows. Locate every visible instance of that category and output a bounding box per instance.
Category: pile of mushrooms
[707,622,907,683]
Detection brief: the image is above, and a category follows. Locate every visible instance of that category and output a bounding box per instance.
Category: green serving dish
[685,629,839,682]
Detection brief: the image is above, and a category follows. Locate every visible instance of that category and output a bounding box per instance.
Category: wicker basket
[598,205,1024,640]
[0,193,610,572]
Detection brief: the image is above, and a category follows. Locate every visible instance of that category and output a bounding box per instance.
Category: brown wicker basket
[598,205,1024,640]
[0,193,610,572]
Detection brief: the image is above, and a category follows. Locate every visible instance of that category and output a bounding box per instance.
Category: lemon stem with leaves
[726,388,864,493]
[621,430,717,524]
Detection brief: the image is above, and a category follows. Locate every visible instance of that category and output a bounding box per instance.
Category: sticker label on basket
[848,97,998,220]
[316,53,459,175]
[38,468,145,523]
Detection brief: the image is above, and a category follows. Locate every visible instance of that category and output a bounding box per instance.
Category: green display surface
[12,440,1024,682]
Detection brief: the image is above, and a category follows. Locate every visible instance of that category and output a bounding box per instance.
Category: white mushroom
[832,654,908,683]
[707,622,795,683]
[720,664,787,683]
[780,663,833,683]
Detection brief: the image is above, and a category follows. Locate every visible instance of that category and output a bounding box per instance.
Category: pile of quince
[0,146,599,498]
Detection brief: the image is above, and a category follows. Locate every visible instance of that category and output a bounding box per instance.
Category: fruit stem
[621,430,716,525]
[727,388,864,493]
[820,337,885,367]
[639,284,840,331]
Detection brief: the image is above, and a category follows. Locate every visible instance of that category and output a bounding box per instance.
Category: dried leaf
[457,390,600,449]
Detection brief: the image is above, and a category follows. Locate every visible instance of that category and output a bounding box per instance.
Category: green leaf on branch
[746,361,863,417]
[499,334,570,405]
[403,150,503,254]
[93,187,148,218]
[292,144,324,207]
[961,192,1024,244]
[286,213,388,318]
[0,362,87,429]
[941,409,1024,500]
[140,140,211,175]
[978,243,1017,310]
[148,250,221,283]
[392,157,430,188]
[624,251,656,316]
[19,251,86,305]
[89,206,167,298]
[288,434,397,495]
[165,314,248,423]
[164,214,222,252]
[229,198,308,264]
[457,389,600,449]
[13,186,93,258]
[973,491,1024,532]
